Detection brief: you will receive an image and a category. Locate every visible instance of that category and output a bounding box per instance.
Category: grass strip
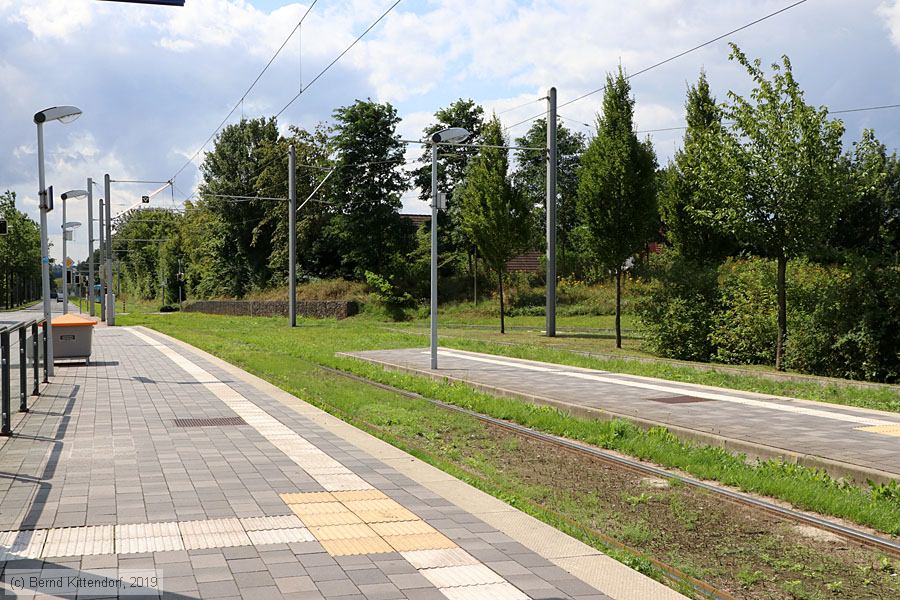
[120,313,900,536]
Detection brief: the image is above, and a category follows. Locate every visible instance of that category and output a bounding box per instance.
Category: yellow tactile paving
[288,502,354,516]
[280,492,336,504]
[296,511,364,527]
[857,424,900,437]
[320,536,395,556]
[309,523,378,541]
[331,490,389,502]
[383,532,457,552]
[370,520,438,537]
[343,498,419,523]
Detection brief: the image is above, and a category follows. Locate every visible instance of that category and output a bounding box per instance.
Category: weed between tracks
[121,313,900,598]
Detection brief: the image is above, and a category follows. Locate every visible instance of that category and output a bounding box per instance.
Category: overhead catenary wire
[635,101,900,135]
[504,0,811,131]
[496,96,547,115]
[274,0,404,119]
[168,0,321,182]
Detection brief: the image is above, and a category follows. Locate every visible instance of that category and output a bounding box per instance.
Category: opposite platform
[345,348,900,484]
[0,326,676,599]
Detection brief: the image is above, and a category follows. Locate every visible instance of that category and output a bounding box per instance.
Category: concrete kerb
[132,326,684,600]
[337,351,899,486]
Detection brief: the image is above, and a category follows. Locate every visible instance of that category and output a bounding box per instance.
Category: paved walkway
[0,327,675,599]
[347,348,900,483]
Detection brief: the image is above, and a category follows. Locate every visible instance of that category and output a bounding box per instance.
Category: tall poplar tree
[577,68,658,348]
[457,116,532,333]
[658,72,738,262]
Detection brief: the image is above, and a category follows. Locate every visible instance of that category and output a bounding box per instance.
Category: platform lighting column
[34,105,83,376]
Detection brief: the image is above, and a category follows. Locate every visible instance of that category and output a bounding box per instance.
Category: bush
[637,250,719,361]
[364,271,415,321]
[158,304,180,313]
[710,258,778,365]
[785,258,900,382]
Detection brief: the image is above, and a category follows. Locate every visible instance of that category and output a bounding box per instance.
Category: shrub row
[638,251,900,382]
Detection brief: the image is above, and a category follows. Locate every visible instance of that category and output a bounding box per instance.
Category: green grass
[119,312,900,536]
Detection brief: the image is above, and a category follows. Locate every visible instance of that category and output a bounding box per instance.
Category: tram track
[317,364,900,561]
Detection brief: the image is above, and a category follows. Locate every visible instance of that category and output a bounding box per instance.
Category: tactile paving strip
[130,329,376,493]
[43,525,115,557]
[440,582,530,600]
[116,522,183,554]
[420,564,506,588]
[247,528,316,545]
[0,529,47,561]
[179,518,251,549]
[857,424,900,437]
[0,513,317,561]
[401,548,480,569]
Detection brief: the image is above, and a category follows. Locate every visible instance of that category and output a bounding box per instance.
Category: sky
[3,0,900,266]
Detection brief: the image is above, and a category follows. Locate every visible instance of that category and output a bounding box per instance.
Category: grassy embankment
[118,311,900,598]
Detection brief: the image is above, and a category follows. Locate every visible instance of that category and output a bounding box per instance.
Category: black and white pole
[546,86,558,337]
[288,144,297,327]
[105,174,114,325]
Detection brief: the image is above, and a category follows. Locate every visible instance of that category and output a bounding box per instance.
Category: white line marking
[437,350,897,427]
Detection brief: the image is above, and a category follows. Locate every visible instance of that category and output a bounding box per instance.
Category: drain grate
[649,395,710,404]
[173,416,247,428]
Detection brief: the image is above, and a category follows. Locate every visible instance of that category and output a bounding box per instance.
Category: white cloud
[10,0,93,41]
[878,1,900,47]
[2,0,900,243]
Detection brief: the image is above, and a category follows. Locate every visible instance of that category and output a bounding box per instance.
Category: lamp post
[428,127,470,370]
[35,106,82,376]
[60,190,87,314]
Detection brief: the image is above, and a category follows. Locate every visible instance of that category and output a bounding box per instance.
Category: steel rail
[318,365,900,558]
[315,365,737,599]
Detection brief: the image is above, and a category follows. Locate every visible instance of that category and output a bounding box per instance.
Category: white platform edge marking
[437,350,896,426]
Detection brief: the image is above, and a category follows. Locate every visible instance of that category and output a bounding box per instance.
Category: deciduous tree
[577,68,658,348]
[457,116,532,333]
[696,45,848,369]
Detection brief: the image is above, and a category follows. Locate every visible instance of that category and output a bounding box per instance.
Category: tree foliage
[324,99,413,278]
[576,68,658,347]
[198,117,281,296]
[696,44,848,369]
[513,118,586,274]
[658,72,738,263]
[0,191,41,308]
[457,116,532,333]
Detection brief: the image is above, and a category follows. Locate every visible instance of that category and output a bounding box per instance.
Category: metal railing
[0,318,48,436]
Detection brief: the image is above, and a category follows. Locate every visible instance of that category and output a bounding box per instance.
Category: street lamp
[428,127,471,369]
[61,189,87,315]
[35,105,82,376]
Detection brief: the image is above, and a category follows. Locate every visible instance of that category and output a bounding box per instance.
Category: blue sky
[3,0,900,265]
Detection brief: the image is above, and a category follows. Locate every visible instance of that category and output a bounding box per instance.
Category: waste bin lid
[52,314,98,327]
